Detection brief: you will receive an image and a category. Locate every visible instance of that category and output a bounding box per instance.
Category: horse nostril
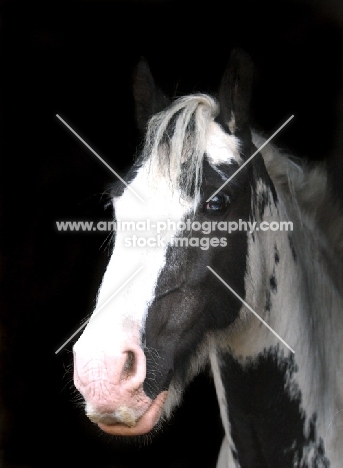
[123,350,136,377]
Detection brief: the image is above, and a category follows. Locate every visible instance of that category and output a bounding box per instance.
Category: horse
[73,50,343,467]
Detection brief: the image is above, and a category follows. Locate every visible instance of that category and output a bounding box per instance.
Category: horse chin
[97,391,168,436]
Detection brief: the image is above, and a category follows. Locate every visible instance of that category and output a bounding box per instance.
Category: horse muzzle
[73,342,168,435]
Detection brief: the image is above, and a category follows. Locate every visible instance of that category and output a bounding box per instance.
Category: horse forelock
[142,94,219,202]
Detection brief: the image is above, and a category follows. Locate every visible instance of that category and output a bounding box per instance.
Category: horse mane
[253,132,343,261]
[142,94,219,202]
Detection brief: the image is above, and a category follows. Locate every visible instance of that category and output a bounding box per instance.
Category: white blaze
[74,160,193,355]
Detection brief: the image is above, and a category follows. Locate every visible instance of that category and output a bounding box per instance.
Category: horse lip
[97,391,168,436]
[88,411,136,427]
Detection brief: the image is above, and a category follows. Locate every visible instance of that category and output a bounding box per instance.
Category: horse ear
[133,58,170,134]
[218,49,254,136]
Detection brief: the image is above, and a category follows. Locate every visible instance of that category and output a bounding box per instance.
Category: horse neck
[242,174,343,371]
[210,177,343,467]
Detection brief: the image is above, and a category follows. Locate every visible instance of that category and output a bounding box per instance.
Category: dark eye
[204,193,229,215]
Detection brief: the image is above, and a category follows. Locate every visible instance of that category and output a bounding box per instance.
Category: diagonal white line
[55,266,144,354]
[207,266,295,354]
[206,115,294,202]
[56,114,145,203]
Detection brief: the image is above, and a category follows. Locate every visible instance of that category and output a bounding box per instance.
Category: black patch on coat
[219,348,330,467]
[246,148,279,224]
[270,273,277,293]
[143,158,253,399]
[265,289,271,312]
[288,233,297,262]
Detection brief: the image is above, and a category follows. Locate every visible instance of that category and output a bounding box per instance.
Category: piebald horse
[73,50,343,467]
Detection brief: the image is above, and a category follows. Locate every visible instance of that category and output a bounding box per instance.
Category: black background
[1,0,343,467]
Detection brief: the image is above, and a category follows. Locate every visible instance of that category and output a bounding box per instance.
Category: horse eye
[204,193,228,214]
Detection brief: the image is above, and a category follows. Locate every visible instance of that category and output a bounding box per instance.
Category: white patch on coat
[210,345,241,468]
[206,121,241,166]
